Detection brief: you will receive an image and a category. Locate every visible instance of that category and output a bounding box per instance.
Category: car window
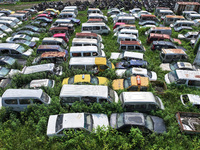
[4,99,18,105]
[19,99,31,104]
[32,99,43,104]
[82,96,97,104]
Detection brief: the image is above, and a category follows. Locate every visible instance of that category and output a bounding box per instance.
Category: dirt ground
[0,0,95,11]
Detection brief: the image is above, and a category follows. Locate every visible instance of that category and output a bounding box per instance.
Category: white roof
[69,57,96,65]
[82,23,106,26]
[88,13,104,17]
[120,29,138,34]
[121,92,156,103]
[118,34,137,39]
[0,43,19,49]
[13,34,26,39]
[88,8,100,11]
[62,113,85,129]
[55,19,71,23]
[159,10,173,13]
[72,38,98,44]
[118,16,135,19]
[131,67,147,74]
[175,20,194,23]
[189,14,200,17]
[70,46,98,52]
[60,84,108,98]
[30,79,50,88]
[42,37,63,43]
[186,31,198,35]
[2,89,43,98]
[22,63,55,74]
[123,51,143,59]
[187,94,200,104]
[64,6,77,9]
[176,70,200,80]
[0,16,18,21]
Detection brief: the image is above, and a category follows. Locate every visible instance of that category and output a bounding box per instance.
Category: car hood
[5,28,12,33]
[6,37,12,42]
[115,69,126,77]
[23,49,34,56]
[28,41,36,48]
[150,116,166,134]
[31,37,39,42]
[150,71,157,81]
[110,52,121,60]
[5,69,20,78]
[116,62,125,69]
[110,113,117,128]
[178,34,185,39]
[92,114,109,131]
[164,73,170,84]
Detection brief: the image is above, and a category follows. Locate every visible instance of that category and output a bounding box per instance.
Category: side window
[121,46,126,50]
[99,98,107,103]
[134,104,147,110]
[102,26,107,29]
[156,31,161,34]
[86,65,97,70]
[19,99,31,104]
[100,65,108,70]
[81,96,97,104]
[166,55,173,59]
[33,99,43,104]
[177,79,186,84]
[61,97,79,104]
[72,53,81,57]
[93,26,100,30]
[128,46,134,50]
[1,49,10,54]
[188,80,200,86]
[83,52,91,57]
[128,86,138,91]
[4,99,18,105]
[92,52,98,56]
[11,50,20,54]
[135,46,142,50]
[74,44,82,46]
[72,65,85,70]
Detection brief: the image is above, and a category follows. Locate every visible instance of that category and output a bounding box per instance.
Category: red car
[32,14,52,20]
[53,33,69,43]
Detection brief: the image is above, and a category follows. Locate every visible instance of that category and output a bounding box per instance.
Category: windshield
[185,33,190,37]
[6,57,15,65]
[0,67,10,76]
[10,22,16,27]
[0,24,8,30]
[84,114,93,132]
[25,35,32,41]
[168,71,178,83]
[48,80,54,87]
[154,96,161,108]
[58,46,63,52]
[147,71,152,78]
[170,63,178,71]
[145,115,153,131]
[106,60,112,68]
[90,76,99,84]
[14,19,20,23]
[124,78,131,89]
[117,113,124,128]
[41,92,49,103]
[56,114,63,133]
[108,87,115,102]
[24,41,31,45]
[16,45,25,53]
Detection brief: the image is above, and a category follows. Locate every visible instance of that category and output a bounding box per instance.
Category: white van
[186,13,200,21]
[88,13,108,22]
[0,17,22,25]
[145,27,172,36]
[0,89,51,112]
[63,6,78,15]
[59,84,119,106]
[117,34,141,44]
[165,70,200,88]
[163,15,185,26]
[160,49,188,63]
[58,12,76,18]
[114,16,135,24]
[61,9,77,15]
[115,29,139,38]
[70,46,105,57]
[72,38,103,50]
[87,8,103,15]
[170,20,194,28]
[82,23,110,34]
[52,19,72,27]
[119,92,164,112]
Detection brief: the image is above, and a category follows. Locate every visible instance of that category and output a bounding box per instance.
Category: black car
[12,30,40,37]
[110,112,166,134]
[35,17,52,23]
[16,25,46,33]
[116,59,148,69]
[151,41,187,51]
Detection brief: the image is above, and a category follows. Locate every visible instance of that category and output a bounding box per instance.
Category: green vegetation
[0,8,200,150]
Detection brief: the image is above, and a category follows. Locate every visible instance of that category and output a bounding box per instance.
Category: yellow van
[62,74,109,85]
[69,57,115,74]
[112,76,149,91]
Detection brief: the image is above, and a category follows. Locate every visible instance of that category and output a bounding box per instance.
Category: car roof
[43,37,64,42]
[187,94,200,104]
[120,41,140,45]
[0,43,19,49]
[123,112,145,126]
[152,41,174,45]
[70,46,98,52]
[69,57,106,65]
[22,63,55,74]
[123,51,143,59]
[41,52,66,58]
[121,92,155,103]
[176,62,193,69]
[38,45,61,49]
[176,70,200,80]
[76,32,98,37]
[162,49,186,54]
[131,67,147,74]
[2,89,43,98]
[30,79,51,88]
[60,84,108,98]
[165,15,184,19]
[72,38,97,44]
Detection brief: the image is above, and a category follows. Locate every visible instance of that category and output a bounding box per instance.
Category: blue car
[68,18,81,25]
[116,59,148,69]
